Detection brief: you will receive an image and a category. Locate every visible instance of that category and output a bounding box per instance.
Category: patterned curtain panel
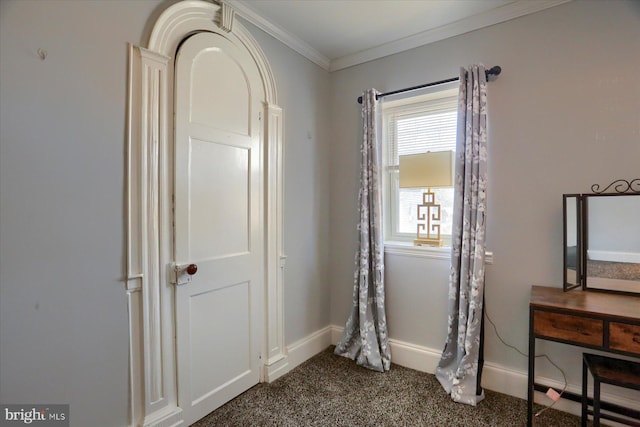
[435,65,488,405]
[334,89,391,372]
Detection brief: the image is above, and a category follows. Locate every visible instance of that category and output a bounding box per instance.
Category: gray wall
[2,0,639,425]
[239,21,332,345]
[329,0,640,389]
[0,1,162,426]
[0,1,331,426]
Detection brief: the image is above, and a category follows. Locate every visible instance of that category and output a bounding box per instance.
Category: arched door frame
[126,2,286,426]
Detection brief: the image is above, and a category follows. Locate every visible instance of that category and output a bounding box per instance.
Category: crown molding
[228,0,571,73]
[330,0,572,71]
[226,0,331,70]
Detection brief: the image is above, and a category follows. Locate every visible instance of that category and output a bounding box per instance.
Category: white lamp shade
[399,151,454,188]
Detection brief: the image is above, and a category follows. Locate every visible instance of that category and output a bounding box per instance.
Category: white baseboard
[329,325,639,422]
[330,325,441,373]
[264,325,333,382]
[263,354,289,382]
[330,324,344,344]
[287,325,333,367]
[143,407,184,427]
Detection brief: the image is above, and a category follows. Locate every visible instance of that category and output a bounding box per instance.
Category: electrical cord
[484,304,568,418]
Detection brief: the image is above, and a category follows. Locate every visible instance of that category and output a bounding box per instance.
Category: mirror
[584,193,640,294]
[563,194,582,291]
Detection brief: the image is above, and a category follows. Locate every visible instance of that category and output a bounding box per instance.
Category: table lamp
[399,151,454,246]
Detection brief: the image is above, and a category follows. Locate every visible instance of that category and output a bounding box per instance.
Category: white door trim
[126,2,285,426]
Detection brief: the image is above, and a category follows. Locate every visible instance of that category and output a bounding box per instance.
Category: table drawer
[609,322,640,354]
[533,311,603,346]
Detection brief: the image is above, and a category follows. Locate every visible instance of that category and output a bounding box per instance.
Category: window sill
[384,241,493,264]
[384,242,450,260]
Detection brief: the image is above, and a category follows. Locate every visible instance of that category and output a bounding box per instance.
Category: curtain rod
[356,65,502,104]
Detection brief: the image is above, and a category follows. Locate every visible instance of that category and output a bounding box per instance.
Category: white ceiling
[228,0,571,71]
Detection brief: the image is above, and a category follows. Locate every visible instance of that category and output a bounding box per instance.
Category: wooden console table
[528,285,640,426]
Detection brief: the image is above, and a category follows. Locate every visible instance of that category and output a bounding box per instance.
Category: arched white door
[174,31,264,425]
[127,3,285,426]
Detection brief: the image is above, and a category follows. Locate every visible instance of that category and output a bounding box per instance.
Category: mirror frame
[562,179,640,294]
[563,194,582,291]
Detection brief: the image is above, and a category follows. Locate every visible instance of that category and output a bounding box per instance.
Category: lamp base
[414,237,443,247]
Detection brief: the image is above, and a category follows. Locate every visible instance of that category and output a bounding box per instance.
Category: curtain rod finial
[487,65,501,76]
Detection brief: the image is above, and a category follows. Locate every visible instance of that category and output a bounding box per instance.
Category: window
[382,88,458,247]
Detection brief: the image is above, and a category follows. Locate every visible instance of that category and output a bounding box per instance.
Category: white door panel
[188,138,250,260]
[189,47,251,136]
[188,280,251,404]
[174,31,264,426]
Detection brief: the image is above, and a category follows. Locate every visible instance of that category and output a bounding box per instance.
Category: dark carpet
[193,347,584,426]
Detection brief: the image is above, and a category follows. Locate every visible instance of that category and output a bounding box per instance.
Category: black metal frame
[581,353,640,426]
[591,178,640,194]
[562,178,640,294]
[563,194,582,291]
[527,303,640,427]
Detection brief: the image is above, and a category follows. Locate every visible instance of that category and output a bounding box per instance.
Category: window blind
[385,95,458,162]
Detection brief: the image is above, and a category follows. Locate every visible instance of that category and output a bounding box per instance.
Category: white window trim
[380,85,494,263]
[384,241,451,259]
[381,86,458,247]
[384,241,494,264]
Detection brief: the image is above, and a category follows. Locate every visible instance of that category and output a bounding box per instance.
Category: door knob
[171,263,198,286]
